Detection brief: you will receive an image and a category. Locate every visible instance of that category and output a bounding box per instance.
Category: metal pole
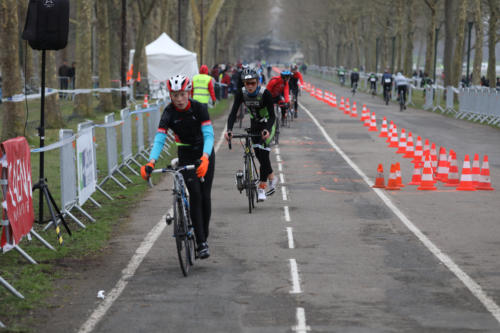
[38,50,46,224]
[466,21,473,86]
[433,27,440,84]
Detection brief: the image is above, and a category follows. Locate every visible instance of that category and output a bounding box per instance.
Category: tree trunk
[0,0,24,141]
[352,18,361,68]
[486,0,498,87]
[395,0,404,72]
[451,0,467,86]
[403,1,416,76]
[45,51,64,128]
[190,0,225,65]
[108,0,122,107]
[471,0,483,85]
[74,0,93,117]
[443,0,457,86]
[97,0,113,113]
[424,0,437,77]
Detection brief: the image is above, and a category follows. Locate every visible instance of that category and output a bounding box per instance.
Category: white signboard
[76,129,96,206]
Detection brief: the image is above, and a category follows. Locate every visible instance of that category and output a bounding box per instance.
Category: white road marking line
[280,172,285,184]
[299,101,500,324]
[278,162,283,172]
[79,125,229,333]
[275,147,280,155]
[78,212,170,333]
[284,206,291,222]
[289,259,302,294]
[282,186,288,201]
[287,227,295,249]
[276,154,282,162]
[292,307,311,332]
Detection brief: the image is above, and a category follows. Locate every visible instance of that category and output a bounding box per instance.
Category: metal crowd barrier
[456,88,500,125]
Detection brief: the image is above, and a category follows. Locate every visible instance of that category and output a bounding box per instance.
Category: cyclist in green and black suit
[225,68,278,202]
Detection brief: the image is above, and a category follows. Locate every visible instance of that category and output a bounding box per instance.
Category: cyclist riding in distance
[289,64,304,118]
[141,74,215,259]
[225,68,278,202]
[350,68,360,90]
[395,71,410,110]
[382,68,393,100]
[368,72,378,94]
[338,66,346,85]
[266,69,291,121]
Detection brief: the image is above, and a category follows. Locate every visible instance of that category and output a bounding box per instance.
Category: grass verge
[0,97,231,332]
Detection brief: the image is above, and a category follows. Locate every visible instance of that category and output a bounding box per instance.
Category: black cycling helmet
[281,70,292,80]
[241,68,259,81]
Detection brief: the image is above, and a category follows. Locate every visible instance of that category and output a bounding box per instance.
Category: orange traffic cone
[396,129,407,153]
[412,136,424,167]
[477,155,494,190]
[310,86,316,97]
[445,150,460,187]
[435,147,449,182]
[408,161,422,185]
[361,104,368,122]
[339,96,345,111]
[423,139,430,155]
[385,164,401,190]
[143,94,149,107]
[395,162,405,187]
[404,132,415,158]
[372,164,386,188]
[368,112,378,132]
[350,102,358,118]
[389,126,399,147]
[456,154,476,191]
[344,98,350,115]
[316,88,323,101]
[379,117,389,138]
[417,154,437,190]
[364,109,371,127]
[430,143,438,172]
[471,153,481,187]
[386,122,394,143]
[332,94,337,107]
[137,71,142,82]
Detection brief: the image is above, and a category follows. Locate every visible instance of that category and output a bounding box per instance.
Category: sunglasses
[244,81,258,86]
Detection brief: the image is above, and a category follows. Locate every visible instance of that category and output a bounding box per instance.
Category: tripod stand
[32,50,71,245]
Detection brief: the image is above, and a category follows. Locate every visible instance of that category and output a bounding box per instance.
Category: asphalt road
[42,76,500,333]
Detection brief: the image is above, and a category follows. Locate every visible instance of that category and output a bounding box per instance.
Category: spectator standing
[68,62,76,89]
[58,61,70,97]
[192,64,216,107]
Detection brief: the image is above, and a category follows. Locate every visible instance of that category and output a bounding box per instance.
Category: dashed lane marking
[292,307,311,332]
[280,173,285,184]
[287,227,295,249]
[284,206,291,222]
[300,101,500,325]
[289,259,302,294]
[282,186,288,201]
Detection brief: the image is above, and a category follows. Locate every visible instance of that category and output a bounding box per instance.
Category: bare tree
[45,51,64,128]
[190,0,225,65]
[97,0,113,112]
[486,0,498,87]
[0,0,24,141]
[403,0,417,76]
[74,0,93,117]
[132,0,157,87]
[451,0,468,86]
[471,0,483,85]
[443,0,457,86]
[423,0,439,77]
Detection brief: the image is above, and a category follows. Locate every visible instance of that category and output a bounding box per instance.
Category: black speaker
[22,0,69,50]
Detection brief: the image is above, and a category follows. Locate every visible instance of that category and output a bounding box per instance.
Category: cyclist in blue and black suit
[141,74,214,259]
[225,68,278,202]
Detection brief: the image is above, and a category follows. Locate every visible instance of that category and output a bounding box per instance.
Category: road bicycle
[228,128,261,214]
[383,84,392,105]
[273,104,281,145]
[280,102,292,128]
[369,81,377,97]
[149,159,198,277]
[339,75,346,86]
[398,86,407,112]
[352,81,358,96]
[289,93,297,121]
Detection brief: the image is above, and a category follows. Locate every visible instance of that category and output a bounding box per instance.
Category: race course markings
[299,101,500,325]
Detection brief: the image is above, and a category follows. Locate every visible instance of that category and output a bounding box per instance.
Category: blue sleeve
[201,124,214,155]
[149,132,167,161]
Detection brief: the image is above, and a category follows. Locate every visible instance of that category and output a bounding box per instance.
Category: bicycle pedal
[165,214,173,225]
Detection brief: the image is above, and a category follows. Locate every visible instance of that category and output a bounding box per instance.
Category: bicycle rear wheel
[245,155,253,214]
[174,200,190,276]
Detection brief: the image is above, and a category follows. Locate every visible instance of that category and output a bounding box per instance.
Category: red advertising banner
[1,137,34,247]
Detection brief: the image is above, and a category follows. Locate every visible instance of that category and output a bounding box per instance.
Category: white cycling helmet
[167,75,192,92]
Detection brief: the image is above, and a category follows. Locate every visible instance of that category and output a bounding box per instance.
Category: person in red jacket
[266,70,291,121]
[289,64,304,118]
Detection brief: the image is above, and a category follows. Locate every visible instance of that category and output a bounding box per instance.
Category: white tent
[129,32,198,83]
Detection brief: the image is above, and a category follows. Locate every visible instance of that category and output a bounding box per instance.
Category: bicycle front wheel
[174,200,190,276]
[245,155,253,214]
